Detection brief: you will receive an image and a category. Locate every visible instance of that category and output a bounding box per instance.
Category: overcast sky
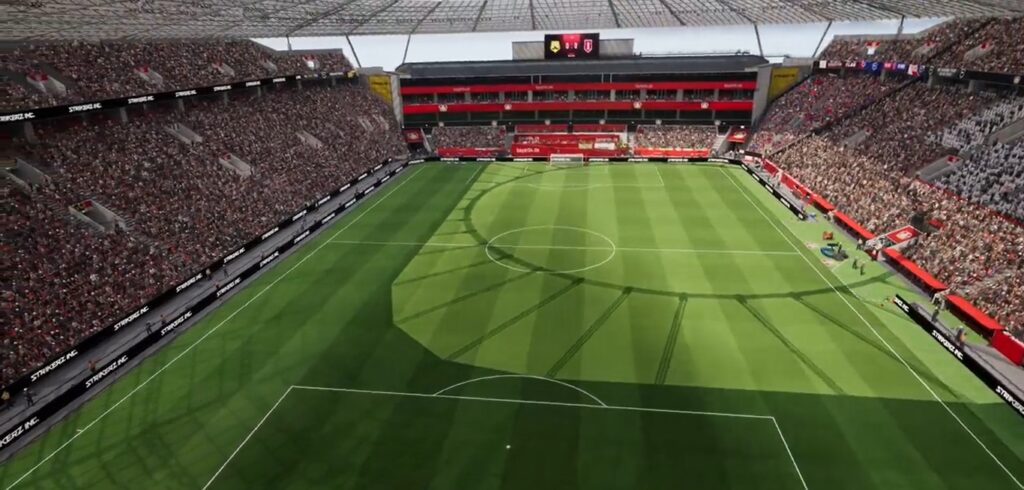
[254,18,945,70]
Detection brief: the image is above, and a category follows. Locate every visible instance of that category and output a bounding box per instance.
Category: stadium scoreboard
[544,33,600,60]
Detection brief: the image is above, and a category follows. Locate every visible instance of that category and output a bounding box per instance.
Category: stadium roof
[2,0,1022,41]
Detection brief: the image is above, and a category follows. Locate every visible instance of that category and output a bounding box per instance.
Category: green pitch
[2,163,1023,489]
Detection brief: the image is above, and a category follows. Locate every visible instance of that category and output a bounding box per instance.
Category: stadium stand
[818,17,988,64]
[768,78,1024,337]
[1,81,404,387]
[933,17,1024,74]
[432,126,506,150]
[634,125,716,149]
[0,41,351,111]
[748,74,899,153]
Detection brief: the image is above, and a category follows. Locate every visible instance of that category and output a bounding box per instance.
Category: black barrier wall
[0,162,400,453]
[892,295,1024,420]
[0,161,408,452]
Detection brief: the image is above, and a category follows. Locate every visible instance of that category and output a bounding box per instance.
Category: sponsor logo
[408,159,424,165]
[0,417,40,450]
[30,350,79,382]
[320,212,336,224]
[513,158,533,162]
[223,246,245,264]
[273,77,286,83]
[344,198,357,209]
[259,251,280,268]
[338,183,351,193]
[627,158,646,162]
[708,158,729,163]
[261,227,279,240]
[357,172,368,181]
[127,95,154,104]
[293,230,310,244]
[175,90,197,98]
[68,102,102,113]
[478,158,496,162]
[213,85,231,92]
[380,175,390,183]
[175,273,204,293]
[667,158,687,163]
[362,185,376,195]
[373,164,383,171]
[440,157,460,162]
[292,210,307,222]
[779,197,791,209]
[85,355,129,389]
[316,195,330,207]
[893,296,910,313]
[160,311,193,337]
[931,329,964,361]
[245,81,260,87]
[0,112,35,122]
[996,386,1024,417]
[589,158,609,162]
[216,277,242,298]
[113,306,150,332]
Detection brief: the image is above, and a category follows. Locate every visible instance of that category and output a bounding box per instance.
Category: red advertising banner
[400,80,757,95]
[633,147,710,158]
[403,100,753,114]
[882,248,947,294]
[510,144,624,157]
[991,331,1024,365]
[436,147,501,157]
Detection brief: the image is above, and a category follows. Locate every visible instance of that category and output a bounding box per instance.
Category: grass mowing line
[327,239,801,256]
[432,374,609,407]
[719,167,1024,489]
[546,289,632,377]
[2,166,427,490]
[204,385,807,490]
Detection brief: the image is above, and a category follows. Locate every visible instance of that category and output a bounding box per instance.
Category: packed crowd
[0,40,351,111]
[934,17,1024,75]
[930,96,1024,221]
[768,81,1024,335]
[634,125,716,148]
[819,18,987,64]
[432,126,506,149]
[748,74,898,153]
[1,80,405,388]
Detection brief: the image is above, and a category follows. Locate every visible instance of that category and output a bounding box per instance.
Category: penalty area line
[203,384,806,490]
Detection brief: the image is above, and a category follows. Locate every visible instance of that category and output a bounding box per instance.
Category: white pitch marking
[433,374,608,407]
[201,386,295,490]
[3,166,427,490]
[720,167,1023,489]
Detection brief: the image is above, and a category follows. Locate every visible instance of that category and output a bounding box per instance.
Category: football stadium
[2,2,1024,489]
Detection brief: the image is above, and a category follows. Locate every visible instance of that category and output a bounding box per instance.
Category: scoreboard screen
[544,33,600,60]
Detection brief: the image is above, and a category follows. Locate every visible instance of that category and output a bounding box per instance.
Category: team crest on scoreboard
[583,38,594,53]
[549,40,561,54]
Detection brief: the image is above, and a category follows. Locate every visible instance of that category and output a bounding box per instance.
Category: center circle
[484,225,617,273]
